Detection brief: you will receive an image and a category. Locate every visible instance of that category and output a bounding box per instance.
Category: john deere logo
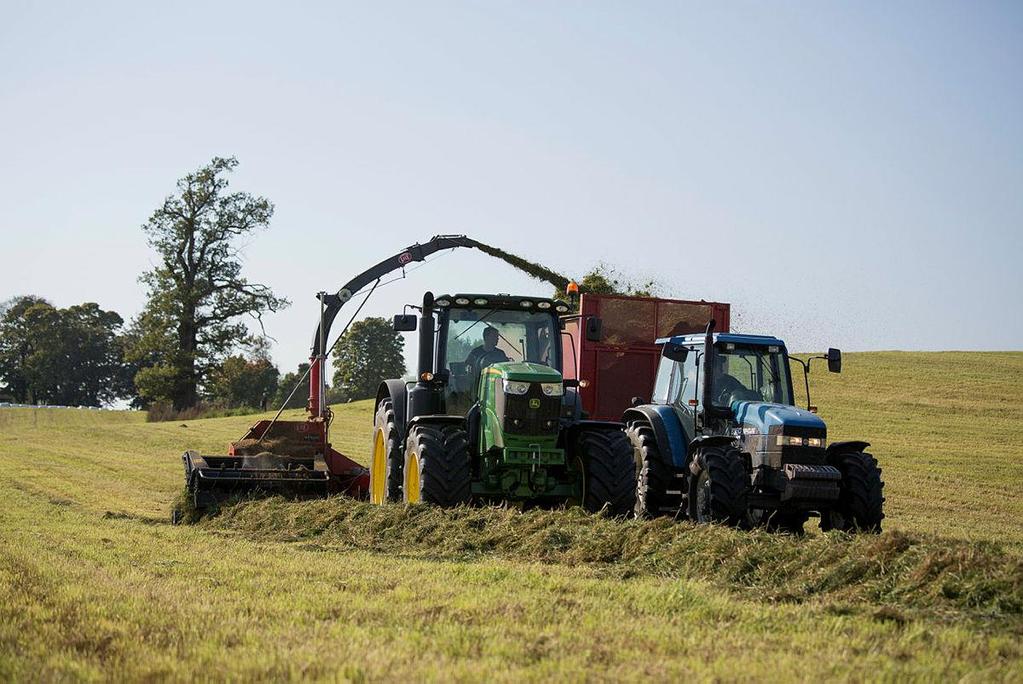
[529,398,541,409]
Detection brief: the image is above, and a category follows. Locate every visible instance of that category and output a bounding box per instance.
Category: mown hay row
[200,496,1023,631]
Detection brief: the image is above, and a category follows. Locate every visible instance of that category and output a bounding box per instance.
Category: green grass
[1,352,1022,680]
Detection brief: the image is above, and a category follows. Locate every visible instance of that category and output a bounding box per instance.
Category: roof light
[455,297,470,305]
[555,304,569,313]
[537,301,551,310]
[435,299,450,307]
[566,281,579,295]
[420,371,434,382]
[520,300,533,308]
[474,298,488,306]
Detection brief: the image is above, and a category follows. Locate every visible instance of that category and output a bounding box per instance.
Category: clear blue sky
[2,1,1021,372]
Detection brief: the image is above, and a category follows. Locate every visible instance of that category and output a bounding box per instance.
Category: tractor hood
[490,361,562,383]
[731,401,826,435]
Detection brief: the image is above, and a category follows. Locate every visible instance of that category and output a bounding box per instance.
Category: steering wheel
[717,386,759,405]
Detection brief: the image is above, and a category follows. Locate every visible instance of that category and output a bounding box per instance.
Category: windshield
[439,308,560,414]
[441,308,559,372]
[710,345,793,408]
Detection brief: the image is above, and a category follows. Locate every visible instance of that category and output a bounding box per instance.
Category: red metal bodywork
[228,406,370,498]
[562,294,730,421]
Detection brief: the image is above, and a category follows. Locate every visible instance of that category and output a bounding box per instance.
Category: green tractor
[371,292,636,513]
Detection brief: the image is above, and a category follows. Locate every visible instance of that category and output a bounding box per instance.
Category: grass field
[1,352,1022,681]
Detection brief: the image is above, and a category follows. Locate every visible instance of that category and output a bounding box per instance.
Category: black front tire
[821,450,884,533]
[404,425,472,507]
[688,444,750,527]
[576,429,637,517]
[371,400,403,503]
[626,423,677,518]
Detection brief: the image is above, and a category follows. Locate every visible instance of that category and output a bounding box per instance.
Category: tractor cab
[654,332,828,468]
[435,294,570,415]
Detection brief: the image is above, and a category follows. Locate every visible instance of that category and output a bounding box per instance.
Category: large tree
[0,296,131,406]
[331,317,406,402]
[127,157,288,410]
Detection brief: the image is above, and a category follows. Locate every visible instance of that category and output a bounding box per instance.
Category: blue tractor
[623,322,884,533]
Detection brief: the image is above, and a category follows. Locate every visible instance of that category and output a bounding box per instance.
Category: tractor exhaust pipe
[701,319,718,424]
[418,291,435,381]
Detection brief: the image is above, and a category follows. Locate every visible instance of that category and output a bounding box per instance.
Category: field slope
[1,352,1021,681]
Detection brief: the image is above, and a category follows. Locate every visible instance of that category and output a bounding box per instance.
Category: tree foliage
[0,296,131,406]
[206,353,280,409]
[125,157,289,410]
[331,317,406,402]
[274,362,311,410]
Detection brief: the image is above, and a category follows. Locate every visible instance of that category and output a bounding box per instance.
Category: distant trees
[125,157,288,410]
[331,317,406,402]
[274,362,311,410]
[0,296,132,406]
[206,353,280,410]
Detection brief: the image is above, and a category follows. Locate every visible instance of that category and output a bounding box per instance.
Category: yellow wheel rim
[405,452,422,504]
[370,429,386,505]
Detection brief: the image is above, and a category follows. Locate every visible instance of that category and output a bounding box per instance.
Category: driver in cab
[466,326,509,376]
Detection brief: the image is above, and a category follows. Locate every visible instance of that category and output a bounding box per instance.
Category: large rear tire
[403,425,472,507]
[821,450,884,533]
[688,444,750,527]
[626,423,677,518]
[576,429,637,517]
[370,400,403,504]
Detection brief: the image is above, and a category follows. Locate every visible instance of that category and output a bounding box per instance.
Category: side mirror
[393,314,417,332]
[662,342,689,362]
[585,317,603,342]
[827,348,842,373]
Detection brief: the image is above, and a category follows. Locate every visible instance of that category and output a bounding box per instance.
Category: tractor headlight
[776,435,826,448]
[540,382,564,397]
[503,380,531,395]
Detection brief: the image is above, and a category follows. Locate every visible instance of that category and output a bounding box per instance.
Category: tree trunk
[174,308,199,410]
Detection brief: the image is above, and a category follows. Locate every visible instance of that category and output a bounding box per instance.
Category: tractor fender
[376,380,409,441]
[622,406,689,470]
[826,440,871,458]
[687,435,739,475]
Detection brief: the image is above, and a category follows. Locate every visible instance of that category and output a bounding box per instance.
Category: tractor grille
[500,384,560,436]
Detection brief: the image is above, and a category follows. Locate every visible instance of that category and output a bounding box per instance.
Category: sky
[1,0,1021,375]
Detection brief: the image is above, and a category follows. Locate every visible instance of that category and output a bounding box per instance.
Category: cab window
[677,349,699,408]
[652,359,675,404]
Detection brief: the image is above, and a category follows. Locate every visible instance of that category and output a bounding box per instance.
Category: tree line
[0,158,405,415]
[1,156,653,415]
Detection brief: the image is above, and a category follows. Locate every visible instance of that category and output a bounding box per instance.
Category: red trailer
[562,294,730,421]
